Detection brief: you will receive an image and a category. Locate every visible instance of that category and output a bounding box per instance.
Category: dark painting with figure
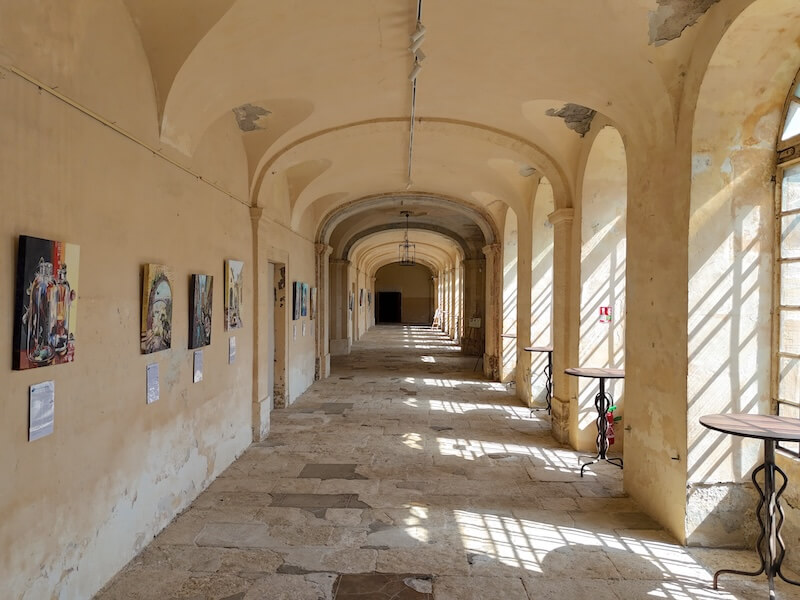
[189,274,213,349]
[141,264,173,354]
[13,235,80,370]
[292,282,302,320]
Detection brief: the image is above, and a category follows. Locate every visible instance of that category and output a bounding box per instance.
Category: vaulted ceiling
[109,0,741,273]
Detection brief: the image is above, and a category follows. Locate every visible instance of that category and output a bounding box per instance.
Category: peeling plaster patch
[648,0,720,46]
[232,103,270,132]
[545,104,596,137]
[720,157,732,175]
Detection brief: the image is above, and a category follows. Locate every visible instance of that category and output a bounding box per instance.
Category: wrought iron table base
[579,377,622,477]
[712,441,800,597]
[530,350,553,416]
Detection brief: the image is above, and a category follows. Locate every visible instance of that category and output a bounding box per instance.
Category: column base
[550,396,570,444]
[483,353,499,380]
[252,397,272,442]
[330,338,351,356]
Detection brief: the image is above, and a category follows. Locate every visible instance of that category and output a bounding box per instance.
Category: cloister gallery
[3,1,800,599]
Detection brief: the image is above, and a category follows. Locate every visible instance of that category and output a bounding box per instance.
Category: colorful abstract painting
[189,274,213,349]
[292,282,302,320]
[225,260,244,330]
[301,283,309,317]
[141,264,173,354]
[13,235,80,370]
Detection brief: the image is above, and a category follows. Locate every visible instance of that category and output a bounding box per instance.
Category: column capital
[547,208,574,227]
[330,258,350,266]
[249,206,264,224]
[482,243,501,259]
[315,243,333,258]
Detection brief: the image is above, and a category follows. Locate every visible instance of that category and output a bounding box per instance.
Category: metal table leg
[579,377,623,477]
[530,351,553,416]
[713,440,800,596]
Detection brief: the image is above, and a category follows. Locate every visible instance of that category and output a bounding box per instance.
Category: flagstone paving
[95,326,796,599]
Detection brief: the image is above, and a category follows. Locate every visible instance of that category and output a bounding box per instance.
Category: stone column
[329,258,351,355]
[249,207,271,441]
[482,243,502,380]
[432,275,440,328]
[314,243,333,379]
[516,211,533,406]
[548,208,576,444]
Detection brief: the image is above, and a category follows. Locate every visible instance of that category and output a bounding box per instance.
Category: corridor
[97,327,783,600]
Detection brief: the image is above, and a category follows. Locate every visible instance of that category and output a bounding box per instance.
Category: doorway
[377,291,402,323]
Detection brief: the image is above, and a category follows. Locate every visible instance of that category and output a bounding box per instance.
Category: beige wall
[529,179,554,405]
[0,7,319,598]
[375,263,434,324]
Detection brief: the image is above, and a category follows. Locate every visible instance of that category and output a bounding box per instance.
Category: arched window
[774,68,800,456]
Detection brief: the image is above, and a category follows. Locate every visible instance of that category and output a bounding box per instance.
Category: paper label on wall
[193,350,203,383]
[469,318,481,328]
[146,363,159,404]
[29,381,55,441]
[302,321,306,337]
[293,324,297,340]
[229,336,236,364]
[599,307,612,323]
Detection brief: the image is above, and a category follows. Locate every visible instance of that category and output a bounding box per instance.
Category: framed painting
[13,235,80,370]
[310,287,317,320]
[141,264,173,354]
[301,283,309,317]
[359,288,364,306]
[224,259,244,330]
[292,282,302,320]
[349,292,354,311]
[189,274,213,349]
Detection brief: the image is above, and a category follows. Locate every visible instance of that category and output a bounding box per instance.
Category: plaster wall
[375,263,434,324]
[686,0,800,548]
[530,180,555,405]
[0,71,254,600]
[575,127,627,452]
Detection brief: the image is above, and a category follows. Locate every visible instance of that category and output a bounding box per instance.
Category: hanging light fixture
[398,211,416,266]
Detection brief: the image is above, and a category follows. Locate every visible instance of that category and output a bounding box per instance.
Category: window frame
[773,68,800,457]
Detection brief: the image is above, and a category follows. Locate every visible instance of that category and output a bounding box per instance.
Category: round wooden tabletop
[564,367,625,379]
[524,345,553,353]
[700,413,800,442]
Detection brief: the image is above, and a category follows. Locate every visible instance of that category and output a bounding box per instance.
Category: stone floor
[96,326,800,599]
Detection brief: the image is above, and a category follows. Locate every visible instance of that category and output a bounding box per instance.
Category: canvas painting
[310,287,317,320]
[189,274,213,349]
[292,282,302,320]
[359,288,364,306]
[141,264,173,354]
[301,283,309,317]
[225,259,244,330]
[349,292,354,311]
[13,235,80,370]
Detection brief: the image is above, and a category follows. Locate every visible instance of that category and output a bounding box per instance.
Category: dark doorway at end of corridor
[377,291,401,323]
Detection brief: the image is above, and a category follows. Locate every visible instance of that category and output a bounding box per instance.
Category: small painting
[225,260,244,330]
[189,274,213,348]
[349,292,354,311]
[359,288,364,306]
[292,282,302,320]
[141,264,173,354]
[13,235,80,370]
[310,287,318,320]
[301,283,309,317]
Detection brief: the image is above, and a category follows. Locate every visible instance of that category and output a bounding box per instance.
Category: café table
[699,413,800,597]
[524,345,553,415]
[565,367,624,476]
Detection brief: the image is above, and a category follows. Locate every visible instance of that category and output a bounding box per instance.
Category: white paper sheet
[229,336,236,364]
[146,363,159,404]
[193,350,203,383]
[29,381,55,441]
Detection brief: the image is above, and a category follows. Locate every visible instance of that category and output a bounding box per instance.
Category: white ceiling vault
[117,0,737,274]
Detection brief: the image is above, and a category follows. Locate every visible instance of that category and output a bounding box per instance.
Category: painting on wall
[292,282,302,320]
[189,274,213,349]
[225,259,244,330]
[13,235,80,370]
[310,287,317,320]
[367,290,372,306]
[141,264,173,354]
[359,288,364,306]
[301,283,309,317]
[349,292,354,311]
